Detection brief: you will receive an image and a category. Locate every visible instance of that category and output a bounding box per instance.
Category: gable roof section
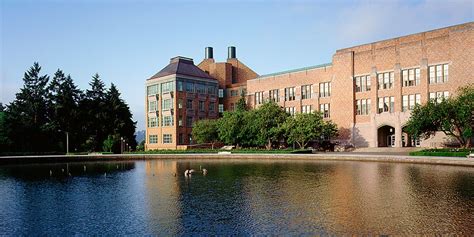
[149,56,214,80]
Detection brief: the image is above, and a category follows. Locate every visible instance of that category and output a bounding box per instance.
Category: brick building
[146,22,473,150]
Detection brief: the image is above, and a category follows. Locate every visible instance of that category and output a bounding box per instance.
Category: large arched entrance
[378,125,395,147]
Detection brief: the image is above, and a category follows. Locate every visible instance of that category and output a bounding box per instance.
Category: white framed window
[255,91,264,105]
[148,117,158,127]
[162,99,172,111]
[162,116,173,126]
[355,75,371,92]
[430,91,449,102]
[148,101,157,112]
[269,89,279,102]
[147,84,159,96]
[285,107,295,116]
[429,63,449,84]
[218,104,224,113]
[356,99,371,115]
[378,96,394,113]
[319,82,331,97]
[163,134,172,144]
[161,81,174,93]
[218,89,224,98]
[320,103,330,118]
[377,72,394,90]
[301,105,312,114]
[301,85,312,99]
[230,90,238,97]
[402,68,420,87]
[284,87,295,101]
[149,135,158,144]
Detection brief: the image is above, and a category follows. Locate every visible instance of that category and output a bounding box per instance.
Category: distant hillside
[135,130,145,143]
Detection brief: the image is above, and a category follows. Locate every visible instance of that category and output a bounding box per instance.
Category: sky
[1,0,472,130]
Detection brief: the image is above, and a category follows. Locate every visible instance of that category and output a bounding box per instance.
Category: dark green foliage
[405,84,473,148]
[409,148,473,157]
[0,63,136,154]
[192,119,219,149]
[282,112,338,149]
[208,101,338,149]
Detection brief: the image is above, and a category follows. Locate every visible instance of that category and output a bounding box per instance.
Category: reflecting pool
[0,160,473,235]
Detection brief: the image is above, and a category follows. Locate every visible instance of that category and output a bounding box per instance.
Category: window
[162,99,172,111]
[285,107,295,116]
[218,104,224,113]
[208,86,217,95]
[430,91,449,103]
[188,134,193,144]
[209,102,216,112]
[269,89,279,102]
[355,75,371,92]
[161,81,174,93]
[148,101,157,112]
[147,84,159,96]
[319,82,331,97]
[186,116,193,127]
[196,84,206,94]
[320,104,330,118]
[148,117,158,127]
[301,105,312,114]
[163,134,172,144]
[186,99,193,109]
[218,89,224,98]
[377,72,394,90]
[356,99,371,115]
[402,68,420,87]
[301,85,312,99]
[149,135,158,144]
[378,96,395,113]
[162,116,173,126]
[178,116,183,127]
[429,63,449,84]
[177,81,183,91]
[178,99,183,109]
[402,94,421,112]
[284,87,295,101]
[186,82,194,92]
[179,133,184,144]
[255,91,264,105]
[231,90,238,97]
[199,101,205,111]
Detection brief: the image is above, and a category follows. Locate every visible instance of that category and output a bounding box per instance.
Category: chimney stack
[205,47,213,59]
[228,46,236,59]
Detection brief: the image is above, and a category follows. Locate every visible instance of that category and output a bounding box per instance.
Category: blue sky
[1,0,472,130]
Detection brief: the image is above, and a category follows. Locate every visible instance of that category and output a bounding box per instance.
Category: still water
[0,159,472,235]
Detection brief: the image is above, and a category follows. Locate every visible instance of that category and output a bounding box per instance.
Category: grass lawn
[409,148,473,157]
[128,148,313,154]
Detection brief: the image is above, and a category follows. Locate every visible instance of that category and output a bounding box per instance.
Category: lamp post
[66,132,69,154]
[120,137,124,154]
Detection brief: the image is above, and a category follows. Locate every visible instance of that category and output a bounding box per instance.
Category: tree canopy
[405,84,473,148]
[0,63,137,154]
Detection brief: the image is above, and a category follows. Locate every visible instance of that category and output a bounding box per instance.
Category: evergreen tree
[104,83,137,153]
[48,70,83,152]
[5,62,52,151]
[80,73,108,151]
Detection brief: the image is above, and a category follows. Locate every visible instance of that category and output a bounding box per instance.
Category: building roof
[149,56,214,80]
[255,63,332,79]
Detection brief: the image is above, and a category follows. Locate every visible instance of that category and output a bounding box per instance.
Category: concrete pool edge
[0,153,473,167]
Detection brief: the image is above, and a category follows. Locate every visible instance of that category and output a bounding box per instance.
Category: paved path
[1,153,473,167]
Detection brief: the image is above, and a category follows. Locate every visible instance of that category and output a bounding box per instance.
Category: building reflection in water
[239,160,473,235]
[143,160,181,235]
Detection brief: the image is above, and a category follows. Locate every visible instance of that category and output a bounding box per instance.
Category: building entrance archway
[378,125,395,147]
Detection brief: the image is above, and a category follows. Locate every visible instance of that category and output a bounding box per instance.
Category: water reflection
[0,160,472,235]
